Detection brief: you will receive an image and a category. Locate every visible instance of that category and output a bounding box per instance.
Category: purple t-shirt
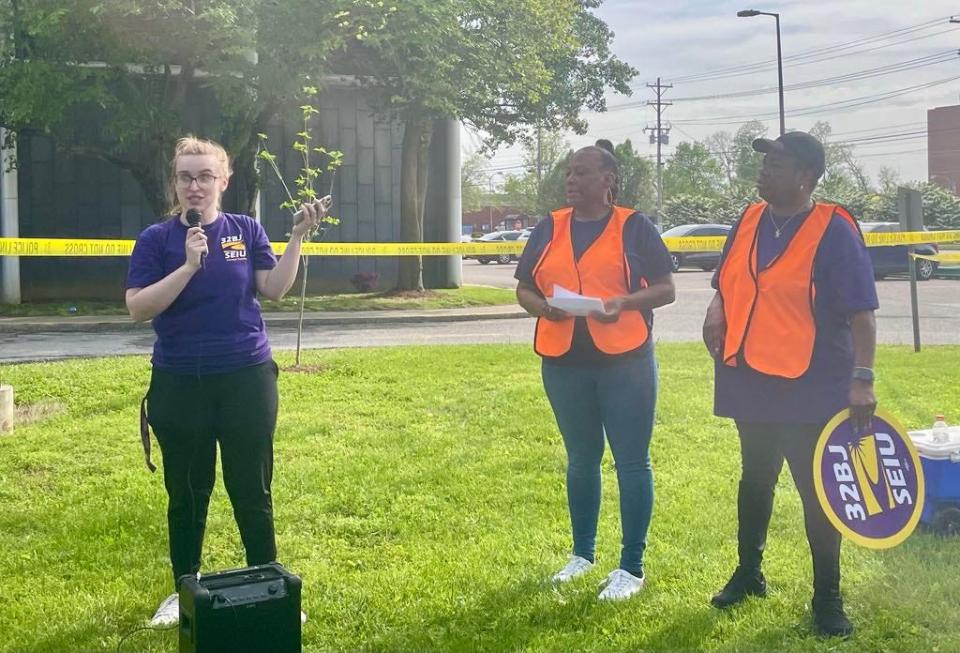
[126,213,278,375]
[711,204,879,424]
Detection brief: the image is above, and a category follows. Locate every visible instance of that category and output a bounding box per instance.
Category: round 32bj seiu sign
[814,408,925,549]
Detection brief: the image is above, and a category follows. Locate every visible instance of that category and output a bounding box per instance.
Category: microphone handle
[194,221,206,270]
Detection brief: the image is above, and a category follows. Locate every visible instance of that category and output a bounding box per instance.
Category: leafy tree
[705,130,737,187]
[659,193,746,230]
[732,120,767,196]
[502,172,539,215]
[0,0,370,215]
[916,182,960,229]
[502,130,570,216]
[613,139,655,213]
[344,0,635,289]
[663,142,725,200]
[460,152,488,213]
[809,120,869,197]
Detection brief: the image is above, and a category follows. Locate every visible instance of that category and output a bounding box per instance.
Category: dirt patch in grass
[12,401,68,427]
[375,289,443,300]
[283,364,329,374]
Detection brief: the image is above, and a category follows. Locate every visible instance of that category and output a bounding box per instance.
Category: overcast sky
[466,0,960,187]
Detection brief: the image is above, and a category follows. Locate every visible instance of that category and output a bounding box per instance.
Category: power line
[608,49,959,112]
[855,148,928,158]
[665,17,953,84]
[666,51,959,103]
[669,73,960,126]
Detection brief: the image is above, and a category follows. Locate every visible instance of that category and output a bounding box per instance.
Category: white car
[467,230,523,264]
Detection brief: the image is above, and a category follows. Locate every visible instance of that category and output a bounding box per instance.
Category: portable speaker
[178,563,302,653]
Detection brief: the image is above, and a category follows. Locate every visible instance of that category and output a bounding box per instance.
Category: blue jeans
[541,349,658,577]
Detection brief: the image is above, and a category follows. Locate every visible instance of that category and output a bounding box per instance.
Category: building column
[423,119,462,289]
[0,128,20,305]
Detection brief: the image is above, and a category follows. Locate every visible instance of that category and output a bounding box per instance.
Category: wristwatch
[852,367,875,383]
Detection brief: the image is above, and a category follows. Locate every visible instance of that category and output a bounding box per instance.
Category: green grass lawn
[0,344,958,653]
[0,285,516,318]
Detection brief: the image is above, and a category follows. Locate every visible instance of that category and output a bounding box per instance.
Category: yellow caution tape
[277,241,521,256]
[911,251,960,264]
[662,236,729,252]
[1,230,959,257]
[864,230,960,247]
[0,238,135,257]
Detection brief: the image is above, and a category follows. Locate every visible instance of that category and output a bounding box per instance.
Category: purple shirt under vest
[711,204,879,425]
[126,213,277,375]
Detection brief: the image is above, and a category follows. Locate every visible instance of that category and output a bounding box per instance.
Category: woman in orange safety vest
[515,140,675,601]
[702,131,878,638]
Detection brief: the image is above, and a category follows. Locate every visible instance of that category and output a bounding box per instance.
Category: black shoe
[812,595,854,638]
[710,567,767,608]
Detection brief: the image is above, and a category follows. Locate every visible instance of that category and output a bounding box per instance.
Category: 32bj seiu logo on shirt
[221,235,248,262]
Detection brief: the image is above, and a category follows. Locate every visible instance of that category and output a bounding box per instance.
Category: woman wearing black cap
[514,139,675,600]
[702,131,878,637]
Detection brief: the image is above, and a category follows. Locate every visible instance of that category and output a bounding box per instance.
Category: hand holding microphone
[185,209,208,271]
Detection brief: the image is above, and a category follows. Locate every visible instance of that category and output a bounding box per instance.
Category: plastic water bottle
[932,414,949,444]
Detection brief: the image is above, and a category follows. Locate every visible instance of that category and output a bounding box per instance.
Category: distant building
[461,207,531,234]
[928,104,960,194]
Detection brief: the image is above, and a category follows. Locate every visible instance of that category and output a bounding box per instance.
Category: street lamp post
[487,172,504,231]
[738,9,785,136]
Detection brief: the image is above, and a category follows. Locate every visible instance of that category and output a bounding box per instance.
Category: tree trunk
[396,115,432,291]
[231,143,260,215]
[128,140,170,217]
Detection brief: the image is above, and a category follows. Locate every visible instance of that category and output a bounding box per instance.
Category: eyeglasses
[175,172,219,187]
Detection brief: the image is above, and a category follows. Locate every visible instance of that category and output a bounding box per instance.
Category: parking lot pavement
[464,261,960,345]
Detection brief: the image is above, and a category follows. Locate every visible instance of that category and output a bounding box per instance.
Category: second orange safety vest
[717,202,861,379]
[532,206,650,358]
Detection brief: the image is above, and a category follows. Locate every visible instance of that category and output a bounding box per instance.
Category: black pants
[147,361,279,589]
[735,421,842,598]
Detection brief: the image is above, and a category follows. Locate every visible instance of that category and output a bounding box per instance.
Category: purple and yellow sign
[814,407,925,549]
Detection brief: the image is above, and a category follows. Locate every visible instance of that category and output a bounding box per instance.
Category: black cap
[752,131,826,180]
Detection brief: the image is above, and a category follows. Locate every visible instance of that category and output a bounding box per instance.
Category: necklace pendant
[775,228,781,238]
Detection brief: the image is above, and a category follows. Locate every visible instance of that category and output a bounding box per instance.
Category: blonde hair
[166,135,232,216]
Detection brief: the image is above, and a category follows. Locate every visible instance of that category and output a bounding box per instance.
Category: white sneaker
[552,555,595,583]
[301,610,308,625]
[598,569,645,601]
[150,593,180,626]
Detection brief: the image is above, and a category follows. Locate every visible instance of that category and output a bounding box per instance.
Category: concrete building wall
[9,84,460,300]
[928,104,960,194]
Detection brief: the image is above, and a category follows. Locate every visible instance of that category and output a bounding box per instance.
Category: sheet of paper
[546,285,606,317]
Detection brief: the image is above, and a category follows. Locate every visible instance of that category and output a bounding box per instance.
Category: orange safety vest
[532,206,650,358]
[717,201,861,379]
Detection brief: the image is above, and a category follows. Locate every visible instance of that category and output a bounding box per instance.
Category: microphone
[185,209,205,270]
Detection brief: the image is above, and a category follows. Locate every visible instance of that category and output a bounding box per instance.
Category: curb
[0,308,531,335]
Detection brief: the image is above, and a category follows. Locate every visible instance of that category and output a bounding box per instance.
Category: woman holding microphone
[126,135,328,625]
[515,140,675,600]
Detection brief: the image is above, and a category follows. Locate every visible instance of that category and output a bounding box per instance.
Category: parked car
[860,222,939,281]
[660,223,731,272]
[467,230,523,264]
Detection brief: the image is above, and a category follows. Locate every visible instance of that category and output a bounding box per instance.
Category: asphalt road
[462,259,960,346]
[1,262,958,363]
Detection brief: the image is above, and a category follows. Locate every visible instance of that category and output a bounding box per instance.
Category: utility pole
[645,77,672,232]
[535,124,543,189]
